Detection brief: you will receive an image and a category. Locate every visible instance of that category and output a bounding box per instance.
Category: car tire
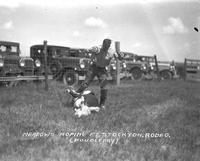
[131,68,142,80]
[63,70,79,86]
[160,70,172,80]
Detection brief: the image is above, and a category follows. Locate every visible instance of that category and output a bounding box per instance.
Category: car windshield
[0,45,18,53]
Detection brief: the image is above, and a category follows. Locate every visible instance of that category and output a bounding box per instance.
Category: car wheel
[131,68,142,80]
[160,70,172,80]
[63,70,79,86]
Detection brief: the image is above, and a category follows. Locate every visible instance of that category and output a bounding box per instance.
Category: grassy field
[0,80,200,161]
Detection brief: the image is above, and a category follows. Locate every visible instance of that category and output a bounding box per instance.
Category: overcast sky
[0,0,199,61]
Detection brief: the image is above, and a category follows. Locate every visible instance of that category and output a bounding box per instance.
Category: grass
[0,80,200,161]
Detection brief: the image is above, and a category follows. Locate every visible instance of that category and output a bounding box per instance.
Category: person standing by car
[70,38,123,109]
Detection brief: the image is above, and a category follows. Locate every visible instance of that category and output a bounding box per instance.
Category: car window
[0,45,6,52]
[37,49,43,54]
[69,50,77,57]
[0,45,18,53]
[52,48,70,57]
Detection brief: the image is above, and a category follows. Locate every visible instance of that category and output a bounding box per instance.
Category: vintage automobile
[30,45,91,86]
[104,58,126,81]
[156,61,176,80]
[122,52,176,80]
[0,41,44,86]
[122,53,154,80]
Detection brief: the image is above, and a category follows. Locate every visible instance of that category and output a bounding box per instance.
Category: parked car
[104,58,126,81]
[0,41,44,86]
[122,53,155,80]
[30,45,90,86]
[156,61,176,80]
[122,52,176,80]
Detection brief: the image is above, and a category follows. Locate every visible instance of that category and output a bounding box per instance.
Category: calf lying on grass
[66,87,100,117]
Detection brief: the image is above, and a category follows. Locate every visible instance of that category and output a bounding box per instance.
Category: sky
[0,0,199,61]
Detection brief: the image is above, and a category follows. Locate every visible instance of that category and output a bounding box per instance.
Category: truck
[156,61,176,80]
[104,58,127,81]
[122,52,176,80]
[30,45,91,86]
[0,41,45,86]
[122,53,156,80]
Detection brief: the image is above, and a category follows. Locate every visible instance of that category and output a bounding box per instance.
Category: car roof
[30,44,70,50]
[0,41,20,46]
[30,45,88,51]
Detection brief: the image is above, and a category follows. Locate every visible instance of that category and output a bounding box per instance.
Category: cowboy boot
[99,89,108,109]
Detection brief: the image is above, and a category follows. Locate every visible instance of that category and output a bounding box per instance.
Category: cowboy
[72,39,123,109]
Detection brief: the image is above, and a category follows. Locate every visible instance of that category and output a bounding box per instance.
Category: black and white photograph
[0,0,200,160]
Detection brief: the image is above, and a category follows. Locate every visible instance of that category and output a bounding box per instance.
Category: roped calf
[66,87,100,117]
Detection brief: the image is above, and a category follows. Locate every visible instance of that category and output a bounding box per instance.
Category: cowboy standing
[74,39,123,109]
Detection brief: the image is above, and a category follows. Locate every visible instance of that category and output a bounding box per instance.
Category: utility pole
[44,40,48,91]
[115,41,121,86]
[154,55,160,81]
